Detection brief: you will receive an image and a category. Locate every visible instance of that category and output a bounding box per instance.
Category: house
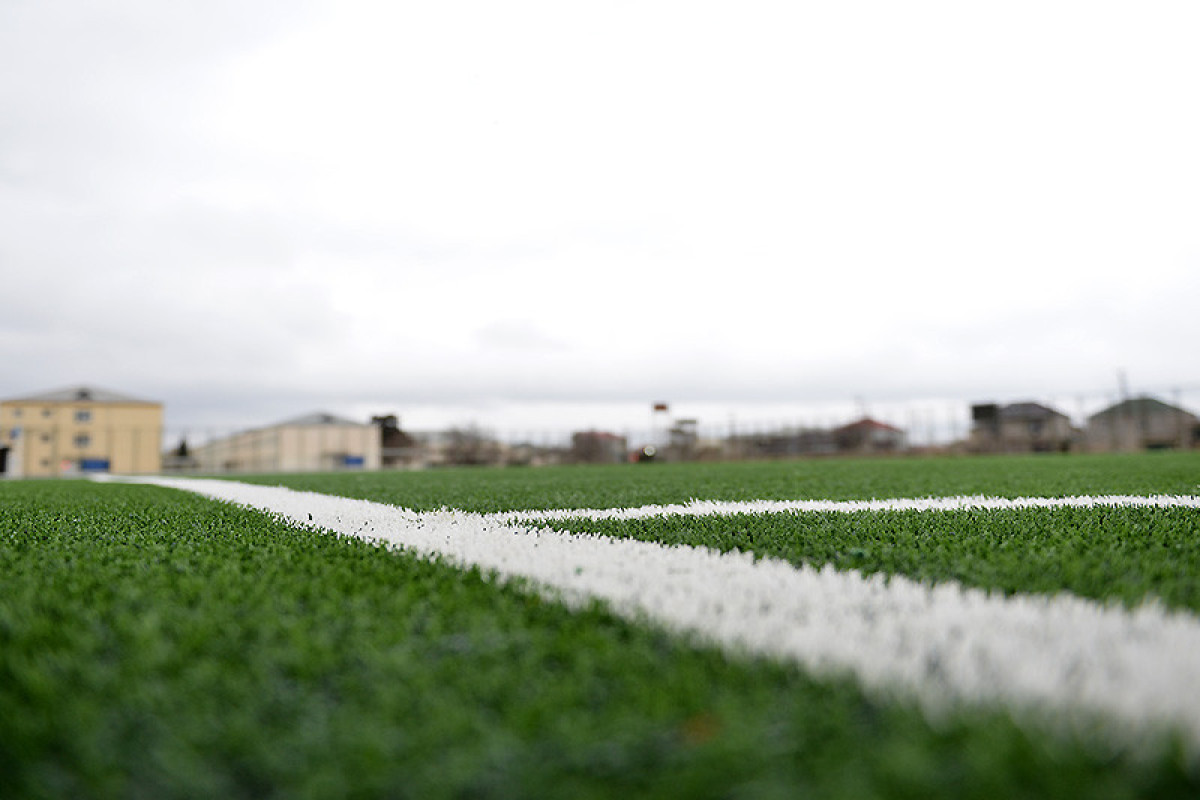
[969,402,1075,453]
[0,385,164,477]
[181,412,381,473]
[1085,396,1199,452]
[833,417,906,453]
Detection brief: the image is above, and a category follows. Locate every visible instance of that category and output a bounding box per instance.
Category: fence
[160,386,1200,473]
[4,386,1197,477]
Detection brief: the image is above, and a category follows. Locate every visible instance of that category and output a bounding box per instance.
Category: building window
[74,434,91,449]
[41,433,51,443]
[75,410,92,423]
[42,408,52,417]
[12,409,21,418]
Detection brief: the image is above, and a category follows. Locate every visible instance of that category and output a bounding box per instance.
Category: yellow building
[0,385,164,477]
[183,412,381,474]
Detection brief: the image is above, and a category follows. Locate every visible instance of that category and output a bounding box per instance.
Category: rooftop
[1,385,159,405]
[999,402,1068,421]
[1089,396,1197,422]
[273,412,366,427]
[834,417,903,433]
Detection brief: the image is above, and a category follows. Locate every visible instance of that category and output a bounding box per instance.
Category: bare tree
[444,425,502,466]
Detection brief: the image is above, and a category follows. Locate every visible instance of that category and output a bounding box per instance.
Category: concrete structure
[1086,396,1199,452]
[183,412,381,474]
[0,385,163,477]
[970,402,1075,453]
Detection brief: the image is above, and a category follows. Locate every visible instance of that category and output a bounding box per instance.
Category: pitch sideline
[113,476,1200,756]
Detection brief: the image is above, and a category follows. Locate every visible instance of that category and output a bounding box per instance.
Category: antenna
[1117,369,1130,403]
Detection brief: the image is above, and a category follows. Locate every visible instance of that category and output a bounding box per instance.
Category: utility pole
[1117,369,1135,451]
[1173,386,1185,448]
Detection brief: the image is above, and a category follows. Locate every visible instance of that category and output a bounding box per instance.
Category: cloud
[1,1,1198,434]
[474,320,570,353]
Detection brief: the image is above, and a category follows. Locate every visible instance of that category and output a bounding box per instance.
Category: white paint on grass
[494,493,1200,523]
[123,477,1200,753]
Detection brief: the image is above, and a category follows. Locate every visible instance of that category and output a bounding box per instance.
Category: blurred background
[2,1,1197,474]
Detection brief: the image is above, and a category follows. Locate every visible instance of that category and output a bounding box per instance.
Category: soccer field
[3,453,1199,798]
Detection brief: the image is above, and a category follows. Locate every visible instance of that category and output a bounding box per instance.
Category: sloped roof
[1,385,159,405]
[998,402,1069,421]
[1089,396,1197,422]
[834,417,903,434]
[273,412,366,427]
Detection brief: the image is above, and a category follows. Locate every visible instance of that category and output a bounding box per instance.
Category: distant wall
[0,400,163,476]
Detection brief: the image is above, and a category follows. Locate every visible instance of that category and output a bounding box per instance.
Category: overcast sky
[2,1,1198,437]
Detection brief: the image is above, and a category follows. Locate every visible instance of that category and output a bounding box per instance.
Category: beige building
[1086,396,1199,452]
[183,412,381,474]
[969,402,1075,453]
[0,385,164,477]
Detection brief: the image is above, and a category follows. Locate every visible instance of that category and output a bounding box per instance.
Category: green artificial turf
[546,505,1200,613]
[237,451,1200,512]
[251,451,1200,611]
[3,456,1200,798]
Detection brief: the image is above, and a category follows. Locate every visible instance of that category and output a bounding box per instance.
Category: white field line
[491,493,1200,522]
[122,477,1200,753]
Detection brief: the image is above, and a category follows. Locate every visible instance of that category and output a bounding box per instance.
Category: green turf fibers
[239,451,1200,512]
[259,451,1200,610]
[548,505,1200,613]
[2,455,1198,798]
